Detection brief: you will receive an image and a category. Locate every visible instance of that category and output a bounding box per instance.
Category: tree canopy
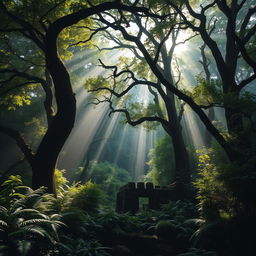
[0,0,255,194]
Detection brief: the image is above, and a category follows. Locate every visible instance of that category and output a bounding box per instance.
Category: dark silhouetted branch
[238,74,256,90]
[107,98,169,127]
[70,25,109,46]
[0,3,45,51]
[0,81,36,97]
[0,126,34,165]
[98,11,235,158]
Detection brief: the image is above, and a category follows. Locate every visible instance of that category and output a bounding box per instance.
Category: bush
[55,169,69,192]
[194,150,234,220]
[155,220,178,240]
[145,136,174,185]
[69,181,103,214]
[86,161,131,203]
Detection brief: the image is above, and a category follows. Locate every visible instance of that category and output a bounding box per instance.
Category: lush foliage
[194,148,256,219]
[86,161,131,201]
[2,172,256,255]
[145,136,174,185]
[1,0,256,255]
[70,161,132,204]
[0,175,202,256]
[69,181,104,213]
[191,149,256,255]
[0,176,63,256]
[193,150,233,220]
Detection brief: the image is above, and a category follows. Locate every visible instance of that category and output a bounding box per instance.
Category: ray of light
[58,103,109,170]
[93,112,120,161]
[57,47,162,181]
[113,123,129,165]
[66,48,98,70]
[69,49,126,90]
[65,48,98,68]
[182,108,206,149]
[133,126,148,181]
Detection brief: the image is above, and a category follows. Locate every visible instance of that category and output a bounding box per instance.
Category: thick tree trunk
[225,104,243,135]
[164,92,191,184]
[32,161,56,194]
[30,24,76,194]
[171,125,191,183]
[161,48,191,183]
[162,57,191,183]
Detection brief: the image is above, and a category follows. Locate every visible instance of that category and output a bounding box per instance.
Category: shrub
[69,181,103,214]
[145,136,174,185]
[155,220,178,240]
[86,161,131,203]
[55,169,69,192]
[194,150,234,220]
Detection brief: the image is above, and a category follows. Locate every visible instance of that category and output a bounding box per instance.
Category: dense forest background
[0,0,256,255]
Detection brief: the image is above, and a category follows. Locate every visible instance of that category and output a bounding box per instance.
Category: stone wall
[116,182,192,213]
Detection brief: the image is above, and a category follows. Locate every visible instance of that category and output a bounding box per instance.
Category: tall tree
[85,3,193,183]
[0,0,160,193]
[170,0,256,156]
[85,0,256,164]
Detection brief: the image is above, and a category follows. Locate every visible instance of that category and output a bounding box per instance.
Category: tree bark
[164,90,191,183]
[162,54,191,183]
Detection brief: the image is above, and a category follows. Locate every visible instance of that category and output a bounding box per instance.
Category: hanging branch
[70,25,109,47]
[2,36,45,68]
[0,126,34,165]
[0,3,45,51]
[173,58,181,87]
[96,13,145,59]
[95,31,143,60]
[104,96,170,128]
[238,74,256,90]
[0,68,55,125]
[89,59,159,98]
[0,81,36,97]
[200,0,217,14]
[97,8,237,158]
[153,27,173,64]
[0,69,44,84]
[88,58,173,132]
[234,34,256,74]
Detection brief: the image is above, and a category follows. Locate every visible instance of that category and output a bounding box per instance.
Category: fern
[0,181,64,255]
[0,220,7,228]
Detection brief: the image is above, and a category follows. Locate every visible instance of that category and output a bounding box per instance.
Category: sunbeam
[58,103,109,170]
[133,126,147,181]
[93,112,120,161]
[182,108,206,149]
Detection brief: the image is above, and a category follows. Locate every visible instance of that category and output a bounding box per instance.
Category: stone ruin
[116,182,193,213]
